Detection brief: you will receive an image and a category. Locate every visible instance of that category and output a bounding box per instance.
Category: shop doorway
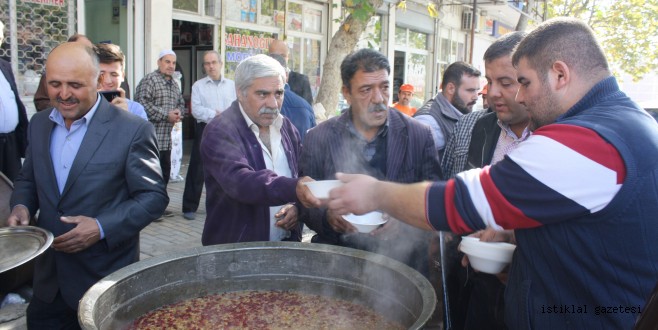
[393,51,406,103]
[173,19,213,139]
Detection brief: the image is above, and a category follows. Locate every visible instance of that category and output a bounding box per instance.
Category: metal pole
[469,0,476,64]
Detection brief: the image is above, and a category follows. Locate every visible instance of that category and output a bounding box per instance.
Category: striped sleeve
[426,124,626,233]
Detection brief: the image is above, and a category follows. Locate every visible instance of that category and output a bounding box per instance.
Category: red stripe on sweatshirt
[479,167,542,229]
[534,124,626,184]
[444,179,473,234]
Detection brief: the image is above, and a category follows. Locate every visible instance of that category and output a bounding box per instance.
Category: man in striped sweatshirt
[326,17,658,329]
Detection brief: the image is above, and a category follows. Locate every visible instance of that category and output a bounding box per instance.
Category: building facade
[1,0,532,116]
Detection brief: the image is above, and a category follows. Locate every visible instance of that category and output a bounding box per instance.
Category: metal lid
[0,226,53,273]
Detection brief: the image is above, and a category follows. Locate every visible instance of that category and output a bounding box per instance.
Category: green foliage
[342,0,381,23]
[595,0,658,81]
[546,0,658,81]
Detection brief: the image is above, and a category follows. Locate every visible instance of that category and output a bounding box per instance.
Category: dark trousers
[0,131,22,182]
[182,122,206,213]
[159,149,171,187]
[27,291,81,330]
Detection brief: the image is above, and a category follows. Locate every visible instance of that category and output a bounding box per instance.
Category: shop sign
[493,21,514,37]
[23,0,65,6]
[224,27,275,79]
[483,19,494,35]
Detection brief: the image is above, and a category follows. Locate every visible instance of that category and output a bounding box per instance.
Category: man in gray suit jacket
[8,42,168,329]
[299,49,441,275]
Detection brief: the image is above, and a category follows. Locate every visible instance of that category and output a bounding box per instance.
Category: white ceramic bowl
[302,180,343,199]
[459,237,516,274]
[343,212,387,233]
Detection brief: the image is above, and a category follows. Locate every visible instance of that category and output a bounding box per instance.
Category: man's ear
[550,61,570,91]
[444,82,456,98]
[342,85,352,105]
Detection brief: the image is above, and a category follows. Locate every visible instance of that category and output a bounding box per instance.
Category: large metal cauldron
[79,242,436,329]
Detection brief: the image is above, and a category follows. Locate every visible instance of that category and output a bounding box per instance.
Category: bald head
[46,42,101,128]
[268,39,289,63]
[68,34,93,47]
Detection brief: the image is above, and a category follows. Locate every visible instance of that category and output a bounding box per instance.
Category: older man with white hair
[199,54,317,245]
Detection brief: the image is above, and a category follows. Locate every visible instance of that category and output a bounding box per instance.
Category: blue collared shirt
[127,99,149,121]
[49,95,106,238]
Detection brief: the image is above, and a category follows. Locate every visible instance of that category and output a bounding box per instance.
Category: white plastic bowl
[459,237,516,274]
[343,212,387,233]
[302,180,343,199]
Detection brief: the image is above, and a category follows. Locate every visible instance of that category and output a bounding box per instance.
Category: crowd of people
[2,16,657,329]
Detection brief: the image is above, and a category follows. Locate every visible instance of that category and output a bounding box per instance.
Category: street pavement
[138,176,206,260]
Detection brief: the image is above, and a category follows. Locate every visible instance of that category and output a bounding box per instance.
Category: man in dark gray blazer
[299,49,441,275]
[8,42,168,329]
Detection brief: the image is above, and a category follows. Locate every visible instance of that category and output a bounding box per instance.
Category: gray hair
[235,54,286,96]
[203,50,222,64]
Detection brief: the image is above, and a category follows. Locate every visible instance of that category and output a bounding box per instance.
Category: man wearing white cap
[135,49,185,218]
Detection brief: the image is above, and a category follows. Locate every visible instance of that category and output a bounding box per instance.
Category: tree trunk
[314,3,382,119]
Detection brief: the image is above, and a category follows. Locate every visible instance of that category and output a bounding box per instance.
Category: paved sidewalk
[138,178,206,260]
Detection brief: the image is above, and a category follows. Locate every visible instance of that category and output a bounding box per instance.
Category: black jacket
[288,70,313,105]
[0,59,28,157]
[466,112,501,169]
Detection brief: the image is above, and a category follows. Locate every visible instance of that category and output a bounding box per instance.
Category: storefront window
[174,0,199,13]
[304,8,322,34]
[409,30,427,49]
[287,2,303,32]
[440,37,450,63]
[393,27,429,105]
[205,0,221,17]
[259,0,285,27]
[395,27,406,47]
[286,37,301,72]
[0,1,74,101]
[304,39,321,99]
[407,53,427,108]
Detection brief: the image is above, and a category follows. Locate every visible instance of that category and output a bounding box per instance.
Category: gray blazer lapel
[60,101,111,198]
[386,110,407,180]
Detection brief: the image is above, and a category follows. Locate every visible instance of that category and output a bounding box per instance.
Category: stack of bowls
[459,236,516,274]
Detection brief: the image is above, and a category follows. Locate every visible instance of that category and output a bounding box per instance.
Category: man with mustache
[199,54,317,245]
[442,31,530,330]
[414,61,480,162]
[299,48,441,277]
[8,42,168,328]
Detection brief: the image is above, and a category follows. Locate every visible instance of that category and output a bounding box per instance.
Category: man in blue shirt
[95,43,148,121]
